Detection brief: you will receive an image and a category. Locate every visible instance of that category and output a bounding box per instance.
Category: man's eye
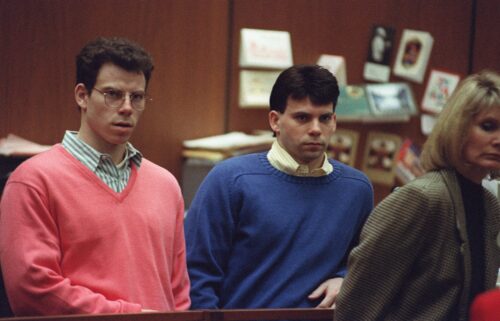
[131,93,145,101]
[320,115,332,122]
[295,115,308,121]
[106,90,123,99]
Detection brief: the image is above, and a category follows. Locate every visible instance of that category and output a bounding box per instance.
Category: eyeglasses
[92,87,151,111]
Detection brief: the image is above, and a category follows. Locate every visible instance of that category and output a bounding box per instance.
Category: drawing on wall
[421,69,461,114]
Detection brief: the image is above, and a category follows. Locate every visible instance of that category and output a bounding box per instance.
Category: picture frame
[362,131,402,186]
[327,129,359,167]
[421,69,461,114]
[393,29,434,83]
[365,82,417,121]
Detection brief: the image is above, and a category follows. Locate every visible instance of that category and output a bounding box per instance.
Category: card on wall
[393,29,434,83]
[317,54,347,86]
[239,28,293,69]
[239,70,281,108]
[421,69,461,114]
[363,25,396,83]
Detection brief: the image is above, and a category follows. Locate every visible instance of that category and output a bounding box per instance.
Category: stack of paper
[182,131,275,161]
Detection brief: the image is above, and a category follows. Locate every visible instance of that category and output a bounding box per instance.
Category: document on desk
[0,134,52,156]
[183,131,274,151]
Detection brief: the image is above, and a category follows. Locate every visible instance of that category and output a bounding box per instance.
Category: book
[421,69,461,114]
[336,83,417,123]
[363,25,396,82]
[335,85,372,122]
[393,29,434,83]
[317,54,347,86]
[394,138,425,184]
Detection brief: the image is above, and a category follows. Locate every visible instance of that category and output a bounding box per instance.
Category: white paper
[317,54,347,86]
[239,28,293,69]
[393,29,434,83]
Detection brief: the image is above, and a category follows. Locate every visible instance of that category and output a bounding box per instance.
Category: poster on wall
[393,29,434,83]
[421,69,461,114]
[363,25,396,82]
[239,28,293,69]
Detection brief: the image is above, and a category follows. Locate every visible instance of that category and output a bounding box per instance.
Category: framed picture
[365,82,417,120]
[327,129,359,167]
[362,131,402,186]
[393,29,434,83]
[421,69,461,114]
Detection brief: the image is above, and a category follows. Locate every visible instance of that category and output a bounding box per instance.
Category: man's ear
[268,110,280,134]
[75,84,88,111]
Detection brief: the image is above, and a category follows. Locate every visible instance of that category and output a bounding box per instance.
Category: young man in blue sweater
[185,64,374,309]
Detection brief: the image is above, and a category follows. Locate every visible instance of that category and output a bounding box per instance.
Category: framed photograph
[327,129,359,167]
[362,131,402,186]
[421,69,461,114]
[239,70,281,108]
[365,83,417,120]
[393,29,434,83]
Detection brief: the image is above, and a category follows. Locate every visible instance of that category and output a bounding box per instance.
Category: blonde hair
[420,70,500,178]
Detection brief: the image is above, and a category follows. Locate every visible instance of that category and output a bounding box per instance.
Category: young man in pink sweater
[0,37,190,315]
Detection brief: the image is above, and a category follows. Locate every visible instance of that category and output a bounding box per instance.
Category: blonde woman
[335,70,500,321]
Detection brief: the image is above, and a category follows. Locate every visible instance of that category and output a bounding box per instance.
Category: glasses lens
[104,91,125,108]
[131,94,146,110]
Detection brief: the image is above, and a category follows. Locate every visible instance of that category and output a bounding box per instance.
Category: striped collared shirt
[62,131,142,192]
[267,140,333,177]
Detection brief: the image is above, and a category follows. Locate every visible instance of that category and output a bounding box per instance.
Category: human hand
[141,309,158,312]
[308,277,343,308]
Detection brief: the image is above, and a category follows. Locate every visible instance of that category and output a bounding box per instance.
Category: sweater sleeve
[0,181,142,315]
[184,165,236,309]
[334,182,433,321]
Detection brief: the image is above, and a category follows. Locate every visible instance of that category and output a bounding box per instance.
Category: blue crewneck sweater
[185,152,373,309]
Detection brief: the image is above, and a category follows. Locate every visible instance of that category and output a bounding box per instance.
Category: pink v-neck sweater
[0,145,190,315]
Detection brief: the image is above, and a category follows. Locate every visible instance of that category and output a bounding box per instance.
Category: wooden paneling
[228,0,473,203]
[473,0,500,72]
[0,0,229,179]
[0,0,496,203]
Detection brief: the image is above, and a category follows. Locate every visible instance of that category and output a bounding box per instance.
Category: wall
[0,0,498,204]
[0,0,229,179]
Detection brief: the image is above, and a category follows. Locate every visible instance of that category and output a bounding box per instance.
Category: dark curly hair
[76,36,154,92]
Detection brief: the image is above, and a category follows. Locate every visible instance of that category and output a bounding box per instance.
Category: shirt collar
[267,140,332,177]
[62,130,142,171]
